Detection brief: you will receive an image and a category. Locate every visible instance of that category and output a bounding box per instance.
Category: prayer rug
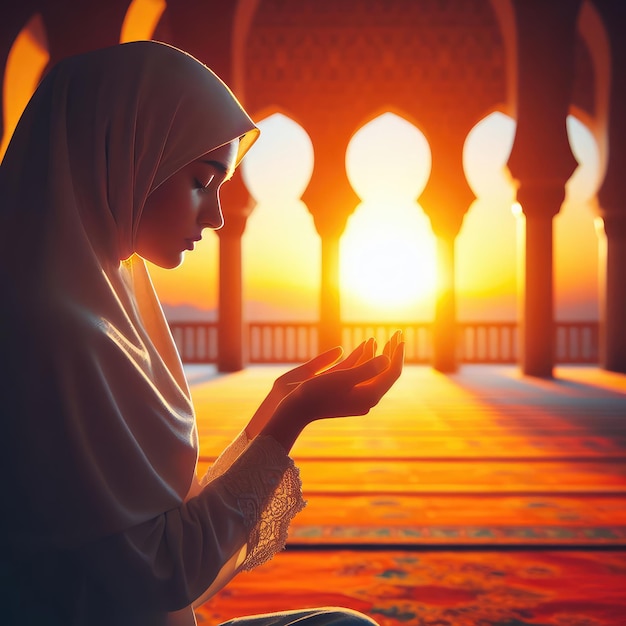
[196,549,626,626]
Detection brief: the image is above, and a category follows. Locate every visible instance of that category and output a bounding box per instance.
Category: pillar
[594,0,626,373]
[216,177,254,372]
[302,133,360,354]
[420,137,474,374]
[507,0,581,377]
[597,213,626,372]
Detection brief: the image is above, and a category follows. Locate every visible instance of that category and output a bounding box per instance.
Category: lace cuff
[200,430,249,485]
[217,435,306,571]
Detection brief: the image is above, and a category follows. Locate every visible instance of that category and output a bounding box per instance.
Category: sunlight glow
[0,15,48,160]
[554,115,601,319]
[458,112,518,320]
[342,113,436,320]
[120,0,166,43]
[242,113,319,320]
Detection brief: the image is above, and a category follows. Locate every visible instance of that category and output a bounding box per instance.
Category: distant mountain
[161,300,317,323]
[162,303,216,322]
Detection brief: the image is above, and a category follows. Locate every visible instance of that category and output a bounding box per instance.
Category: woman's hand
[245,338,377,438]
[257,331,405,453]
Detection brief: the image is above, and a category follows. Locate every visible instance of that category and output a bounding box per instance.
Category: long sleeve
[75,435,306,617]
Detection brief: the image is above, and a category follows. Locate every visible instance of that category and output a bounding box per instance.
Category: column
[594,0,626,373]
[420,139,474,374]
[216,177,254,372]
[507,0,581,377]
[302,135,359,354]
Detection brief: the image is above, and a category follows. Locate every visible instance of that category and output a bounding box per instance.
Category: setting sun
[341,112,435,320]
[340,200,437,317]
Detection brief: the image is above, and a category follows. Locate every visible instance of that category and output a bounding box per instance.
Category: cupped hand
[245,339,375,438]
[258,331,405,452]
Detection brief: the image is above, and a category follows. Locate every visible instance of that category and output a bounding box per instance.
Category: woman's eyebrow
[200,159,234,181]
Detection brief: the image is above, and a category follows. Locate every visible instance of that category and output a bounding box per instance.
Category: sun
[340,200,437,320]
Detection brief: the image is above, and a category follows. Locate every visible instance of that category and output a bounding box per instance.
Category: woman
[0,41,404,625]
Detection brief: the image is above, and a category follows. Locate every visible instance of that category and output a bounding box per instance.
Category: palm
[245,332,403,438]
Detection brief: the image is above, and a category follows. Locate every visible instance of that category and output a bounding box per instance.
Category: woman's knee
[318,607,379,625]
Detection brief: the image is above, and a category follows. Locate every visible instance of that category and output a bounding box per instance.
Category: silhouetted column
[433,236,457,373]
[515,186,564,378]
[302,137,359,353]
[594,0,626,373]
[597,214,626,372]
[508,0,581,377]
[420,139,474,374]
[319,231,342,352]
[40,0,130,69]
[216,178,254,372]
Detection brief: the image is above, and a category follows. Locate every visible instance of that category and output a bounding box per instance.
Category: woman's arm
[76,434,303,613]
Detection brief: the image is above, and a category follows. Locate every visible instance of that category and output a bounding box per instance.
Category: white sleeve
[201,429,250,483]
[77,435,306,612]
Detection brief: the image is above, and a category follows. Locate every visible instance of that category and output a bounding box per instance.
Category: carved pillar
[597,214,626,372]
[216,176,254,372]
[507,0,581,377]
[594,0,626,373]
[302,135,359,353]
[40,0,131,68]
[420,138,474,373]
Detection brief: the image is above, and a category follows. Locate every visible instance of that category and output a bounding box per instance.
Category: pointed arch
[242,111,319,321]
[342,111,437,322]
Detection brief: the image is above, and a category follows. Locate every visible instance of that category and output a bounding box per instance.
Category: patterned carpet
[197,549,626,626]
[189,365,626,625]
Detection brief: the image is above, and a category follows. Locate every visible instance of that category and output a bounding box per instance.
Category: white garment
[0,41,304,625]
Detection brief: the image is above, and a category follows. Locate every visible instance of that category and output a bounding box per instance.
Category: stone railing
[169,320,599,365]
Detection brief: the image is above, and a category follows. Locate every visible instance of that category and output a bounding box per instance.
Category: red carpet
[197,549,626,625]
[190,365,626,625]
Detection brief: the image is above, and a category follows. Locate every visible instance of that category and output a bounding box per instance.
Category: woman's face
[135,139,239,268]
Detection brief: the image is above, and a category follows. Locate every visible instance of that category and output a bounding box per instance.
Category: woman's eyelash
[195,176,214,193]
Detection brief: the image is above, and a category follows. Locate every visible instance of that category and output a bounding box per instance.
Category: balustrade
[169,320,599,366]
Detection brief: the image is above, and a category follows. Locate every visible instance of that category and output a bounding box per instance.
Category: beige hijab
[0,41,258,551]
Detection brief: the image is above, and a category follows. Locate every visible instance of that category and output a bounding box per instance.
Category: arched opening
[0,14,48,160]
[241,112,318,320]
[459,110,601,324]
[120,0,166,43]
[342,112,435,322]
[459,111,517,321]
[555,114,601,320]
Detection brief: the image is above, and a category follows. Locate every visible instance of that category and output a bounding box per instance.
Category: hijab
[0,41,259,551]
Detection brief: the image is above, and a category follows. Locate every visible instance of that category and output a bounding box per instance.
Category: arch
[576,0,611,180]
[555,114,601,320]
[458,111,517,321]
[242,112,319,321]
[0,14,48,160]
[341,111,437,322]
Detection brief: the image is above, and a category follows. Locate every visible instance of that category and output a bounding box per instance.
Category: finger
[356,337,376,365]
[326,341,366,373]
[280,346,344,384]
[383,330,402,359]
[321,353,390,389]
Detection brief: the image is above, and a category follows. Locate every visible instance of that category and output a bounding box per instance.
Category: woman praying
[0,41,404,626]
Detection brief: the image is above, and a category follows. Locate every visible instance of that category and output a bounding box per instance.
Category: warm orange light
[120,0,166,43]
[340,200,437,317]
[0,15,48,160]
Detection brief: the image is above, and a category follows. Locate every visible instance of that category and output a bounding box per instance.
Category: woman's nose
[199,192,224,230]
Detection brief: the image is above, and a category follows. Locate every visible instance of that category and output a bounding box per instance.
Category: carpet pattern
[197,549,626,626]
[188,365,626,624]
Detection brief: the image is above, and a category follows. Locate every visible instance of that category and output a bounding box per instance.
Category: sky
[2,10,603,324]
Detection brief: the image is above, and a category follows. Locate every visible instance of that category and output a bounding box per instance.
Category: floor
[187,363,626,624]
